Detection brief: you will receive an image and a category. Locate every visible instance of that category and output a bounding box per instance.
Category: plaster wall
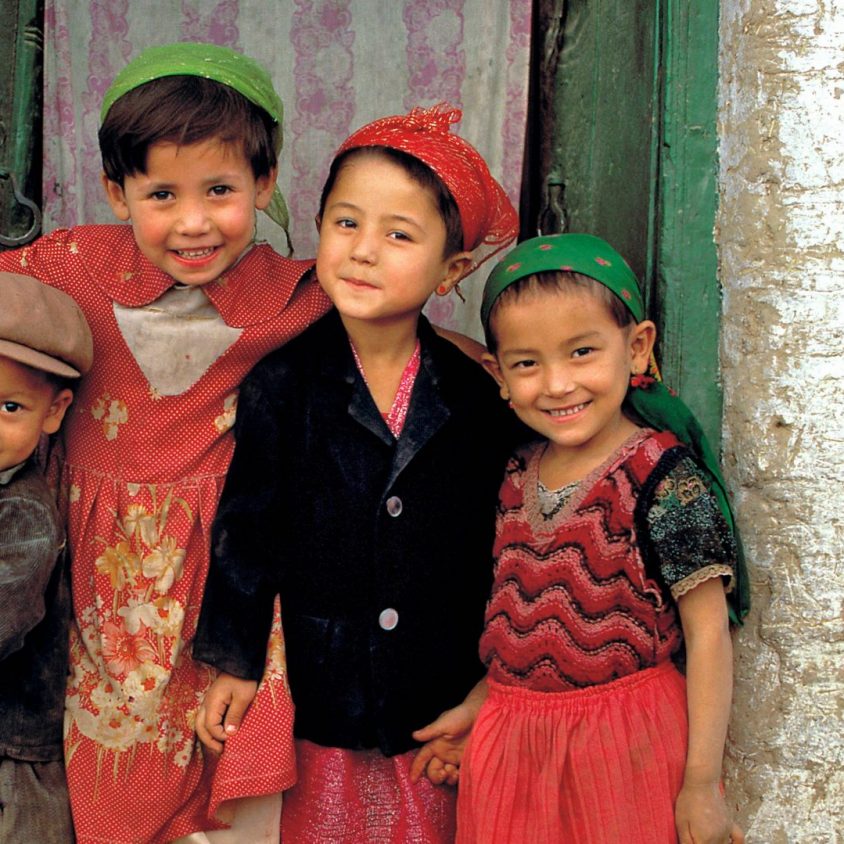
[718,0,844,840]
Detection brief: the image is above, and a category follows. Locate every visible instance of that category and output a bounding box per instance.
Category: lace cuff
[670,563,734,600]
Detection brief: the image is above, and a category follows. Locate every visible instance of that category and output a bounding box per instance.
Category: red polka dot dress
[0,226,331,843]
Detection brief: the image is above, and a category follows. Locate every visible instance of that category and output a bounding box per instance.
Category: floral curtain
[42,0,531,337]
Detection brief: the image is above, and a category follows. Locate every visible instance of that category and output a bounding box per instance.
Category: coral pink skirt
[456,662,688,844]
[281,739,456,843]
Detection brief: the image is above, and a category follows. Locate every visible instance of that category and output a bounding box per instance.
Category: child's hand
[195,672,258,754]
[675,781,745,844]
[409,703,476,786]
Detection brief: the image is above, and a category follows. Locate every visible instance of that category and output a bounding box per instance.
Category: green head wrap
[482,233,749,623]
[101,42,290,245]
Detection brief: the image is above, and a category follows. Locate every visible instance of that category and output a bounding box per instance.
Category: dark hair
[317,146,465,258]
[99,76,277,185]
[14,361,76,396]
[485,270,635,352]
[42,371,77,395]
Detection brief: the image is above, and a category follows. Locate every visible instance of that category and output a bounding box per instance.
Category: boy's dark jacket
[0,459,70,761]
[195,311,519,756]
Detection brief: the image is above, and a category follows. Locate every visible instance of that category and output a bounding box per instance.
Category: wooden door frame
[527,0,723,447]
[652,0,722,448]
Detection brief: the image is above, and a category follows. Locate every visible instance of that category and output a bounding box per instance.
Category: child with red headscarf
[194,104,520,841]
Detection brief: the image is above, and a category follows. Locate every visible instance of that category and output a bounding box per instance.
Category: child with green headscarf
[453,234,747,844]
[0,43,332,843]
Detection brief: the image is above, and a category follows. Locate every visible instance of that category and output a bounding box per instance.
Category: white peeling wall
[718,0,844,840]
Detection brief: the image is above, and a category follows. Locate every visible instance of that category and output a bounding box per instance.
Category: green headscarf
[101,42,290,243]
[482,233,750,623]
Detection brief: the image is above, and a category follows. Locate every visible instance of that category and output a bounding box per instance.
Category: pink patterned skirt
[456,662,688,844]
[281,739,457,843]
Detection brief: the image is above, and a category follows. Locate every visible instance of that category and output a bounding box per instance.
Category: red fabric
[457,664,688,844]
[281,740,457,843]
[350,337,420,437]
[208,597,297,823]
[481,431,684,691]
[337,103,518,260]
[0,227,331,843]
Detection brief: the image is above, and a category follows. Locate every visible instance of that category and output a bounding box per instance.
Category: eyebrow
[499,331,603,357]
[566,331,602,344]
[0,389,35,401]
[326,201,424,230]
[142,172,242,189]
[500,347,539,357]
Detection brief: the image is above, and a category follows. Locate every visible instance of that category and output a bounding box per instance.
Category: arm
[432,325,487,365]
[675,577,744,844]
[0,496,60,661]
[193,366,291,679]
[0,229,71,290]
[640,452,744,842]
[192,371,284,750]
[409,676,488,785]
[195,671,258,754]
[0,242,35,274]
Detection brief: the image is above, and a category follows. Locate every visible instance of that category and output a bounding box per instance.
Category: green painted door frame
[655,0,721,449]
[0,0,43,248]
[532,0,722,448]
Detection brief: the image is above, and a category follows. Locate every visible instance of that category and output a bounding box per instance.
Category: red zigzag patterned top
[480,429,735,692]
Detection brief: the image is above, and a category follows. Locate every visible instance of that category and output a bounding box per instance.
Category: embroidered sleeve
[645,455,735,599]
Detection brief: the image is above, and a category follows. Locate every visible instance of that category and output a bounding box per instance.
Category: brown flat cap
[0,272,93,378]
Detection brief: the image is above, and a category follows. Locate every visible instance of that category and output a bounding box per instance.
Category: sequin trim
[537,478,579,519]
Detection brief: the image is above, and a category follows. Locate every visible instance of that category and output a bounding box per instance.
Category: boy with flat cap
[0,272,92,844]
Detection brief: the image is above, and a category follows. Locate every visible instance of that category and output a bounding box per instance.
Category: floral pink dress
[0,226,331,843]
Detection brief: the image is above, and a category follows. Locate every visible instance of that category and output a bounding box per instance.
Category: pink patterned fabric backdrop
[42,0,531,337]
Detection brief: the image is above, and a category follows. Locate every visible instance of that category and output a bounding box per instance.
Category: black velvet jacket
[194,311,518,756]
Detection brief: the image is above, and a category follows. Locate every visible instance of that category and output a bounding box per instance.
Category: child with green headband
[0,43,333,843]
[453,234,747,844]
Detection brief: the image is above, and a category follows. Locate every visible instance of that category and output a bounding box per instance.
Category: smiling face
[103,138,275,287]
[0,356,73,471]
[484,285,655,475]
[315,153,471,333]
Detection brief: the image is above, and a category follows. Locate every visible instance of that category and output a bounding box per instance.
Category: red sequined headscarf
[336,103,519,272]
